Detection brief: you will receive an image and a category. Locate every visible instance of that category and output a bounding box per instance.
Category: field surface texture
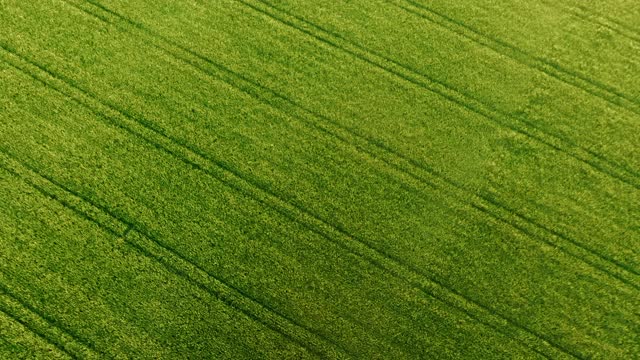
[0,0,639,359]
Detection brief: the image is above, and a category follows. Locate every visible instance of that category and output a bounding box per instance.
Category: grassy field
[0,0,638,358]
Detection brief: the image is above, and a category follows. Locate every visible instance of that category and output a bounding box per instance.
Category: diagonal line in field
[2,12,577,360]
[0,145,341,359]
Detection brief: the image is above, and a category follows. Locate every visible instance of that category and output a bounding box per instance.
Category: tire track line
[124,230,344,359]
[69,0,639,285]
[394,0,640,115]
[371,0,640,278]
[0,302,74,359]
[0,148,340,358]
[233,0,640,275]
[0,275,101,359]
[389,0,640,175]
[0,152,128,237]
[384,0,640,173]
[548,1,640,44]
[0,150,127,240]
[15,1,632,356]
[228,0,640,283]
[3,11,577,360]
[253,0,640,190]
[208,0,639,278]
[0,52,340,357]
[68,0,637,337]
[67,0,632,358]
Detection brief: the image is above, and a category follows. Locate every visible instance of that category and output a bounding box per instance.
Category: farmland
[0,0,638,358]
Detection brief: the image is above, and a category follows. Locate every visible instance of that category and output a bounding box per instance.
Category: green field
[0,0,638,358]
